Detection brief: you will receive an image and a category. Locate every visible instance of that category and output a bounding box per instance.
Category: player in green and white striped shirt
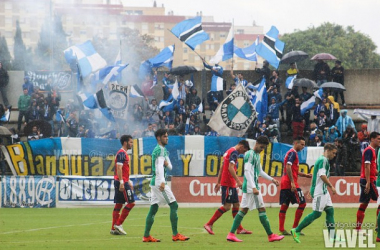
[291,143,338,244]
[226,136,284,243]
[143,129,190,243]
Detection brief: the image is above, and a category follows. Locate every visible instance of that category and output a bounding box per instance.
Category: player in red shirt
[356,132,380,231]
[204,140,251,235]
[111,135,135,235]
[278,136,312,235]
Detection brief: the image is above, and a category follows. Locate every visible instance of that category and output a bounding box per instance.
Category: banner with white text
[1,176,56,208]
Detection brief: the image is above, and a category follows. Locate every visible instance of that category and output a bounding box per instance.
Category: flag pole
[167,28,204,60]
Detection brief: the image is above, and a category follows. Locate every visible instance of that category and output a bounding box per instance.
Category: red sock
[232,208,243,230]
[356,203,368,230]
[112,204,123,230]
[116,203,135,226]
[293,203,306,228]
[279,204,289,232]
[207,206,227,225]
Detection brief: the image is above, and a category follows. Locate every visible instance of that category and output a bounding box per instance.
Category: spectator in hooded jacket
[22,76,34,96]
[335,110,356,137]
[325,96,340,126]
[186,88,201,108]
[357,124,369,143]
[323,125,339,143]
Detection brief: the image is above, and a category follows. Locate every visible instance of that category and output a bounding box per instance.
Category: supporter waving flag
[171,16,209,50]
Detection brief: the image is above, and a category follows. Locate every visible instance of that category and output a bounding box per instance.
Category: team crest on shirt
[220,90,256,130]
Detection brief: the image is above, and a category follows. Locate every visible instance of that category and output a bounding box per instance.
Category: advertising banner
[171,176,362,203]
[58,175,151,204]
[1,176,56,208]
[2,137,323,177]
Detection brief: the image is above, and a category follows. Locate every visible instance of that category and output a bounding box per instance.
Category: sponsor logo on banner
[58,176,151,204]
[1,176,56,208]
[171,177,361,203]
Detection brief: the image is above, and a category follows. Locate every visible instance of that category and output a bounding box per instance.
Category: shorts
[150,185,176,205]
[240,192,265,210]
[359,179,378,203]
[312,193,333,212]
[114,180,135,204]
[221,186,239,205]
[279,188,306,205]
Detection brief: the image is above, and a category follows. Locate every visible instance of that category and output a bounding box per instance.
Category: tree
[280,23,380,69]
[34,15,68,71]
[0,36,12,69]
[13,20,27,70]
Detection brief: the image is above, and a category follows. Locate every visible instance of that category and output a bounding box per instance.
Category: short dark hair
[294,136,305,142]
[120,135,132,146]
[256,135,269,145]
[238,140,250,150]
[335,138,343,144]
[370,132,380,140]
[324,143,337,151]
[155,128,167,139]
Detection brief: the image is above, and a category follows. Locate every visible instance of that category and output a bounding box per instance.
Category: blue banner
[58,176,150,204]
[3,137,323,177]
[1,176,56,208]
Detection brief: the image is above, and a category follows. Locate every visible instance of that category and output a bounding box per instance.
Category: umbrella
[170,66,197,75]
[293,78,318,89]
[319,82,346,91]
[0,126,11,136]
[280,51,308,64]
[311,53,337,61]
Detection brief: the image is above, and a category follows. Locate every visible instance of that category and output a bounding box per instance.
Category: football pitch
[0,207,378,249]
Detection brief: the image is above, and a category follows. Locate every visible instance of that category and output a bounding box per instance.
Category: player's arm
[259,168,279,186]
[320,175,336,195]
[364,149,372,194]
[214,161,223,193]
[229,162,242,189]
[164,156,173,170]
[156,156,166,191]
[298,172,312,178]
[116,153,125,191]
[286,163,296,191]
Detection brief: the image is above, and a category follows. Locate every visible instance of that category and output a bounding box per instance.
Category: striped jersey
[361,145,377,182]
[150,144,169,186]
[310,155,330,198]
[242,150,261,193]
[281,148,300,189]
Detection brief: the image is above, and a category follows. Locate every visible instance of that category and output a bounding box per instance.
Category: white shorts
[377,187,380,205]
[312,193,333,212]
[150,185,176,205]
[240,192,265,210]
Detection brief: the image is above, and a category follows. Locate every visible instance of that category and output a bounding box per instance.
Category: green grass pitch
[0,207,378,249]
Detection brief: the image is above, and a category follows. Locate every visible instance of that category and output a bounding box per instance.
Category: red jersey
[360,145,377,182]
[281,148,300,189]
[114,148,130,182]
[220,147,239,187]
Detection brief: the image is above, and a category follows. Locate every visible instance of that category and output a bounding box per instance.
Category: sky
[123,0,380,53]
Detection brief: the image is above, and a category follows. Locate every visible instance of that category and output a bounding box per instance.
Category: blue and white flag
[210,25,234,64]
[100,108,116,122]
[159,95,176,112]
[191,102,203,115]
[114,50,121,65]
[255,26,285,69]
[285,75,296,89]
[92,64,128,86]
[130,85,145,98]
[64,40,107,77]
[234,35,259,61]
[314,88,324,100]
[151,73,158,89]
[171,16,209,50]
[149,45,175,69]
[250,77,267,123]
[80,89,107,109]
[208,84,256,137]
[185,117,190,135]
[172,79,179,100]
[301,89,324,115]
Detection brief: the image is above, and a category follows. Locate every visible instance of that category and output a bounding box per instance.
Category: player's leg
[279,189,292,235]
[227,193,252,242]
[111,203,123,234]
[356,179,370,230]
[325,206,335,240]
[293,188,307,229]
[376,187,380,233]
[291,195,323,243]
[112,180,126,235]
[230,187,251,234]
[143,186,161,242]
[377,202,380,242]
[116,183,136,227]
[204,186,231,234]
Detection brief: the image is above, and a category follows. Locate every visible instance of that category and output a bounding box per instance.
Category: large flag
[234,35,259,61]
[100,108,116,122]
[64,40,107,77]
[171,16,209,50]
[149,45,175,69]
[250,77,267,123]
[285,75,296,89]
[159,95,176,112]
[210,25,234,64]
[171,79,179,100]
[208,84,256,137]
[130,84,145,98]
[80,89,108,109]
[255,26,285,69]
[92,64,128,86]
